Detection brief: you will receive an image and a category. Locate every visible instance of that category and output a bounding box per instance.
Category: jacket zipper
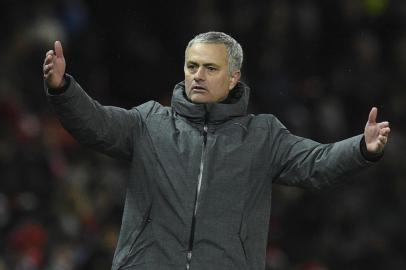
[186,122,208,270]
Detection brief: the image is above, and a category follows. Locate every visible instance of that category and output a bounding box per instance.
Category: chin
[190,94,212,104]
[191,98,210,104]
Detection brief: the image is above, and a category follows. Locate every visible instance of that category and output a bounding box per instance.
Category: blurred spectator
[1,0,405,269]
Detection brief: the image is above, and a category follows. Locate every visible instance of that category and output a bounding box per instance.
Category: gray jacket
[46,75,374,270]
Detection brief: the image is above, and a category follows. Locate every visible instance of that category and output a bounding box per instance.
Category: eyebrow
[186,61,221,68]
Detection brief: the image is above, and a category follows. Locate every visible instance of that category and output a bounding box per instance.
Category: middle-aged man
[43,32,390,270]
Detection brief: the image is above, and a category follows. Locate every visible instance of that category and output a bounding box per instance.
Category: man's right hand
[43,41,66,89]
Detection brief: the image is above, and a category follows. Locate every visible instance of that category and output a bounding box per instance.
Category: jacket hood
[171,81,250,124]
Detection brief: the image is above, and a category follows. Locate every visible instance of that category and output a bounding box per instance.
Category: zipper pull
[186,251,192,270]
[202,115,208,136]
[203,124,208,144]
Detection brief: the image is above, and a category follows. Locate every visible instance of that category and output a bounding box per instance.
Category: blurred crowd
[0,0,405,269]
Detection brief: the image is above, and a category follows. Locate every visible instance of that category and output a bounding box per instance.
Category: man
[43,32,390,270]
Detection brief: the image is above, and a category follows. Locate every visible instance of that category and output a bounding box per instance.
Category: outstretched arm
[271,108,390,189]
[43,41,143,161]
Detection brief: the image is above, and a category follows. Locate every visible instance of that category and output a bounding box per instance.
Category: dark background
[0,0,405,269]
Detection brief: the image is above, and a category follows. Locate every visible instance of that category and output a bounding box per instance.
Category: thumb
[54,40,64,58]
[368,107,377,124]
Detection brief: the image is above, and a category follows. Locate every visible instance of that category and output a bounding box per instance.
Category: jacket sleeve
[45,74,144,161]
[269,115,375,189]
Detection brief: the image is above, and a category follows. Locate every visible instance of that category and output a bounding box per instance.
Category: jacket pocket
[238,233,248,263]
[116,217,152,270]
[127,218,152,255]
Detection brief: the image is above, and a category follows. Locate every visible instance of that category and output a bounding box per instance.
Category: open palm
[43,41,66,89]
[364,107,390,154]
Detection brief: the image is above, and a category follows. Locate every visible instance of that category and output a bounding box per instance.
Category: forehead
[185,43,228,65]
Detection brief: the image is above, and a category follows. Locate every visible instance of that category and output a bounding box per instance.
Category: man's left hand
[364,107,390,154]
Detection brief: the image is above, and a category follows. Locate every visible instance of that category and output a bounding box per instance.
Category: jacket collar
[171,81,250,125]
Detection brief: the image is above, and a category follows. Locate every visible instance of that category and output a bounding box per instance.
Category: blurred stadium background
[0,0,405,269]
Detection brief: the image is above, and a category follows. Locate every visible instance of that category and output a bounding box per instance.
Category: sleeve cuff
[360,136,383,162]
[47,74,71,95]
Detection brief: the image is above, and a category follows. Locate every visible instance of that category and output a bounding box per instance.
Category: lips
[191,85,207,92]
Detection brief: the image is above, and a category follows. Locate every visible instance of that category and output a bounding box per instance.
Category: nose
[194,67,206,81]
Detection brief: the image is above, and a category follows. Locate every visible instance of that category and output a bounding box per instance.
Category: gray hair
[185,31,243,74]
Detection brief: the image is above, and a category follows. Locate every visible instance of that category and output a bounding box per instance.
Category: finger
[378,121,389,128]
[43,63,53,74]
[368,107,377,124]
[43,54,53,66]
[43,70,53,79]
[378,135,388,144]
[380,127,390,136]
[45,50,54,57]
[54,41,64,58]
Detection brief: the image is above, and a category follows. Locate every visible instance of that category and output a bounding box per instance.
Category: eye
[207,66,217,72]
[187,64,197,72]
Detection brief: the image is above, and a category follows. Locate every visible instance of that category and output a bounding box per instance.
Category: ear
[228,70,241,90]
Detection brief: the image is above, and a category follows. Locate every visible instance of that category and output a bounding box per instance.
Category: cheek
[217,78,231,95]
[184,76,192,95]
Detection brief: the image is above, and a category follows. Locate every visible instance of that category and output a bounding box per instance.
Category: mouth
[191,85,207,93]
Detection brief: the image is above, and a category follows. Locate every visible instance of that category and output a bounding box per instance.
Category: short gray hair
[185,31,243,74]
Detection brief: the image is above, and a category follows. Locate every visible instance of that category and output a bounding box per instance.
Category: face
[184,43,241,103]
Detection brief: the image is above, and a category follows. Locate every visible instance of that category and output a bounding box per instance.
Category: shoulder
[130,101,172,120]
[243,114,291,141]
[249,113,286,129]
